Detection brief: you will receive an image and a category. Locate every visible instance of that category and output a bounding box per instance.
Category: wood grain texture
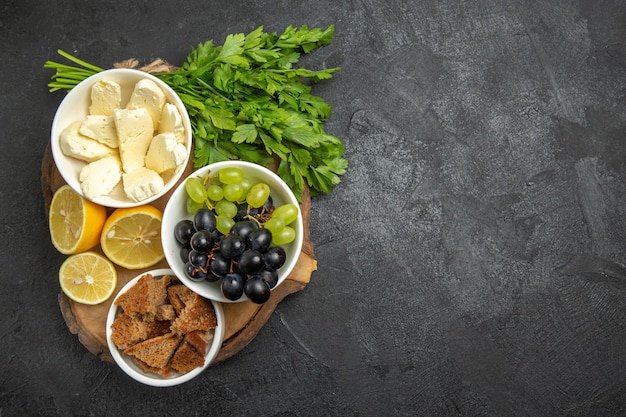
[41,144,317,364]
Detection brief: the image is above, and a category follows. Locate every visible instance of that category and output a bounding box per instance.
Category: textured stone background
[1,0,625,416]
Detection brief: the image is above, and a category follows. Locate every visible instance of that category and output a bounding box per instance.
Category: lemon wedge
[49,185,107,255]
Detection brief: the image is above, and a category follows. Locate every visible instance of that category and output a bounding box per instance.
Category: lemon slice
[100,205,164,270]
[59,252,118,305]
[49,185,107,255]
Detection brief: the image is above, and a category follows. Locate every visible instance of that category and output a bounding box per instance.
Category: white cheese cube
[113,108,153,173]
[59,121,117,162]
[79,115,118,148]
[126,79,166,130]
[89,79,121,116]
[122,167,165,202]
[79,155,122,199]
[145,133,187,174]
[158,103,186,145]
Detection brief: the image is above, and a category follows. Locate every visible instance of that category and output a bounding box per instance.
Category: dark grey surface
[2,0,625,416]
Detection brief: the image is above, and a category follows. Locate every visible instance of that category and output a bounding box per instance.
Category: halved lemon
[100,205,164,270]
[49,185,107,255]
[59,252,118,305]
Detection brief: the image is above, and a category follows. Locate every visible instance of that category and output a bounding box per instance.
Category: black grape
[222,272,244,300]
[209,253,230,277]
[220,235,245,259]
[190,230,214,252]
[174,220,195,245]
[179,245,192,264]
[238,249,264,275]
[247,228,272,252]
[257,269,279,289]
[234,204,249,222]
[244,275,271,304]
[185,262,207,282]
[264,246,286,271]
[193,208,216,232]
[188,250,208,268]
[230,220,258,242]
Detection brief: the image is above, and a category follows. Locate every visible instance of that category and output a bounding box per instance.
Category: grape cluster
[173,167,298,303]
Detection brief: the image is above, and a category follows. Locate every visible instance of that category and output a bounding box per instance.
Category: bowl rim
[105,268,225,387]
[50,68,192,209]
[162,160,304,303]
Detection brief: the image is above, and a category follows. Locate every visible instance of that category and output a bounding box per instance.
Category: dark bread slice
[131,356,176,378]
[171,293,217,334]
[167,284,194,315]
[110,311,150,349]
[185,330,213,356]
[169,336,206,373]
[115,274,172,319]
[123,332,182,369]
[146,319,173,339]
[155,304,176,321]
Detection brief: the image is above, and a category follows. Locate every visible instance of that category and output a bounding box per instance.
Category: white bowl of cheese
[50,68,192,208]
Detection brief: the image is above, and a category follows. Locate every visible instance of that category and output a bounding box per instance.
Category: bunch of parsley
[159,25,347,201]
[45,25,347,201]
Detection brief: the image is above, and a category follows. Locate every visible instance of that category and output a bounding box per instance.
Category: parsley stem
[50,72,93,81]
[55,49,105,72]
[195,78,231,102]
[43,61,94,73]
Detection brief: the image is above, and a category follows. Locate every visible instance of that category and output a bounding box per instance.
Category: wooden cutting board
[41,145,317,364]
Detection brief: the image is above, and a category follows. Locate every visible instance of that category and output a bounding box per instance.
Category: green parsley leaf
[232,124,258,143]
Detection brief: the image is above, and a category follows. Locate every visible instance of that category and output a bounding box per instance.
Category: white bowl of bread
[106,269,224,387]
[50,68,192,208]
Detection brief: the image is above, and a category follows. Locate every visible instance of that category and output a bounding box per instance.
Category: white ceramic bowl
[162,161,304,303]
[50,68,192,208]
[106,268,224,387]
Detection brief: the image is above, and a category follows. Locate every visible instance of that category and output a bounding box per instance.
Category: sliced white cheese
[126,79,166,130]
[89,79,122,116]
[158,103,186,145]
[113,108,153,173]
[79,155,122,200]
[122,167,165,202]
[59,121,117,163]
[145,132,187,174]
[79,115,118,148]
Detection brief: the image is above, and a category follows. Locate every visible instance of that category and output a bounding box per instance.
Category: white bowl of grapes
[161,161,304,303]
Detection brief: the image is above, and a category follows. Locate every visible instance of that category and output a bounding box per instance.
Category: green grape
[272,226,296,245]
[246,183,271,208]
[263,217,285,234]
[239,178,252,195]
[223,182,245,202]
[185,177,206,203]
[216,215,235,235]
[186,197,203,215]
[271,204,299,225]
[215,200,237,218]
[206,184,224,202]
[218,167,245,184]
